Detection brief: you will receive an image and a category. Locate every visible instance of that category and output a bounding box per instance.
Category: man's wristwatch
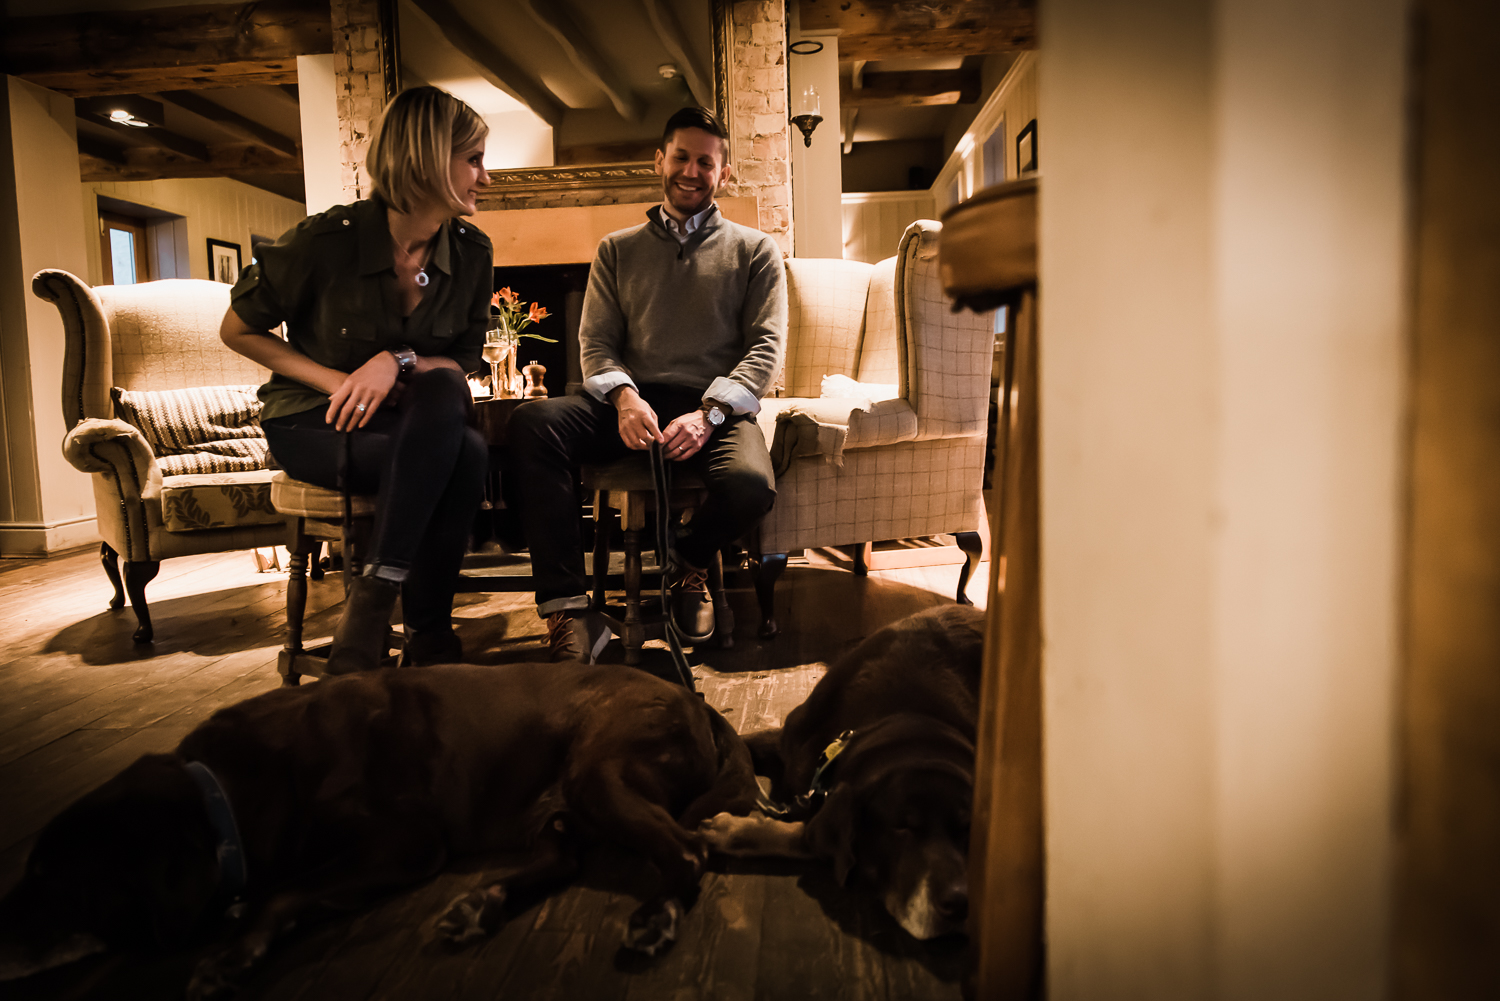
[389,345,417,380]
[701,400,729,427]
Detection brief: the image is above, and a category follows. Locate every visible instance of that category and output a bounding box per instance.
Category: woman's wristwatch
[389,345,417,380]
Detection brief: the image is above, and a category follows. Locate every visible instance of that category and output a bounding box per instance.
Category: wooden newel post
[939,177,1044,1000]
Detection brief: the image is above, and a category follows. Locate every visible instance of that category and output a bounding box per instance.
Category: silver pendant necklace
[395,234,435,288]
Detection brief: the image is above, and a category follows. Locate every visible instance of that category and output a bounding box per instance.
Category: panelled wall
[840,53,1037,263]
[840,190,937,264]
[81,178,306,287]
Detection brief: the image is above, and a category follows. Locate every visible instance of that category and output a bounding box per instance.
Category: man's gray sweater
[579,205,787,407]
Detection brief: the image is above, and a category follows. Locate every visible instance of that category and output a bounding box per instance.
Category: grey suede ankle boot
[326,575,401,675]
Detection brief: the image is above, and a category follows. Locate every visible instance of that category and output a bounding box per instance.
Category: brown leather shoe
[667,562,715,644]
[545,610,613,664]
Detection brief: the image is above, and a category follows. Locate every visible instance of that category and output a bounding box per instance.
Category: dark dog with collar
[0,662,757,998]
[701,603,983,939]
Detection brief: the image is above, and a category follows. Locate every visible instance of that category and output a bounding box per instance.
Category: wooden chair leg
[278,524,314,687]
[708,551,734,648]
[622,525,645,665]
[955,530,983,605]
[852,541,873,576]
[751,553,787,639]
[100,542,125,610]
[591,494,610,613]
[123,560,160,643]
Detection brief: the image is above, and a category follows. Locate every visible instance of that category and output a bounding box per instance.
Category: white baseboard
[0,516,100,557]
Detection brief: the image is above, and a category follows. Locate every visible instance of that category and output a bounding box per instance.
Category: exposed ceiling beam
[155,91,299,157]
[94,117,210,162]
[840,69,981,107]
[80,144,305,183]
[77,135,128,165]
[798,0,1036,62]
[0,0,331,98]
[405,0,566,128]
[640,0,712,110]
[516,0,645,123]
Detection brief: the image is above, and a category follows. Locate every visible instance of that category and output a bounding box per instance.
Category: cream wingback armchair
[750,220,993,636]
[35,270,287,642]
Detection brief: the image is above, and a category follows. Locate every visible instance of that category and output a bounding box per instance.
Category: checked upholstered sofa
[35,269,287,642]
[749,220,994,635]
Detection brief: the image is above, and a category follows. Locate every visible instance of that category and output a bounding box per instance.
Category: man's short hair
[367,86,489,215]
[660,107,729,157]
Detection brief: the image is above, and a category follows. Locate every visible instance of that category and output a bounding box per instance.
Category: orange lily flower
[528,303,550,323]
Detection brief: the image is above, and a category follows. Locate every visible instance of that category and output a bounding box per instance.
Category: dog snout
[934,880,968,923]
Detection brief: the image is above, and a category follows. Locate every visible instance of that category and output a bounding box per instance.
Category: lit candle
[796,86,821,118]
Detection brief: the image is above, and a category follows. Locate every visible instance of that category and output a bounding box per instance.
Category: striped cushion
[112,384,268,475]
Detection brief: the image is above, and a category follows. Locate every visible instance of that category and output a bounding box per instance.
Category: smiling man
[506,107,788,662]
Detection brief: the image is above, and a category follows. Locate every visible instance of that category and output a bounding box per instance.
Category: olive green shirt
[230,198,493,421]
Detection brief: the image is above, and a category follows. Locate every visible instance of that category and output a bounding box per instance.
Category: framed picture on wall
[1017,120,1038,175]
[207,238,242,284]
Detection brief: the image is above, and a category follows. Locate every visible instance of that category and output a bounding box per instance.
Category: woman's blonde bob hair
[367,87,488,215]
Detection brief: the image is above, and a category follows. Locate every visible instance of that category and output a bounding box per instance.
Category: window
[100,212,149,285]
[982,124,1007,188]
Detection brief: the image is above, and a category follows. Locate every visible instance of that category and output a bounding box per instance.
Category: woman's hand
[327,352,400,430]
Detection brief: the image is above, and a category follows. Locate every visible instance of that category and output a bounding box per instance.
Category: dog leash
[339,427,355,587]
[184,761,248,918]
[649,440,698,692]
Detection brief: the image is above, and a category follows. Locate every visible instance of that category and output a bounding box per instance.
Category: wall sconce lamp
[791,85,822,147]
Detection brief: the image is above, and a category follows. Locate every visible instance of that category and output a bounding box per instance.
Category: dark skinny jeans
[261,367,486,633]
[504,384,776,613]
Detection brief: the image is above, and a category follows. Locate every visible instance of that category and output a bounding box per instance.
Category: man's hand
[661,410,712,461]
[611,386,663,450]
[327,351,400,430]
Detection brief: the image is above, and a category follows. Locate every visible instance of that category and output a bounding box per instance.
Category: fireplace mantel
[473,196,761,267]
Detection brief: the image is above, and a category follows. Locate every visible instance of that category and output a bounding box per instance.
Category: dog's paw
[698,812,760,853]
[623,898,682,957]
[436,884,506,944]
[186,945,258,1001]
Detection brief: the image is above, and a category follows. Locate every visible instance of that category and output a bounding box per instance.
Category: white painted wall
[297,53,342,216]
[787,6,841,259]
[1040,0,1405,996]
[0,77,95,555]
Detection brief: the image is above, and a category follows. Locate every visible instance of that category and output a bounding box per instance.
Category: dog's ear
[805,784,860,886]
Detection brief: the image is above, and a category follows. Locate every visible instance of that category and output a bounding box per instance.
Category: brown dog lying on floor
[0,662,757,999]
[701,603,984,940]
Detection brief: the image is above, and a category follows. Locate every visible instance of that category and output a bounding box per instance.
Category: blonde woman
[221,87,492,673]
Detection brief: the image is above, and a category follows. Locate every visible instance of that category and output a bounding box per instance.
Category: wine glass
[482,327,506,399]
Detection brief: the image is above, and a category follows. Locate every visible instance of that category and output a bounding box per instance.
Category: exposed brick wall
[725,0,792,254]
[330,0,390,202]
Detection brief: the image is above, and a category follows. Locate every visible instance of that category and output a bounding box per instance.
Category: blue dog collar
[185,761,248,905]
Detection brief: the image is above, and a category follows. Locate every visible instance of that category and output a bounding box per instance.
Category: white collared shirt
[660,202,715,244]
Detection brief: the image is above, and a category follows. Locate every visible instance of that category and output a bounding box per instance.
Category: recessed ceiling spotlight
[658,63,679,79]
[79,95,164,128]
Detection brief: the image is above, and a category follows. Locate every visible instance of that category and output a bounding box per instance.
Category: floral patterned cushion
[160,470,281,533]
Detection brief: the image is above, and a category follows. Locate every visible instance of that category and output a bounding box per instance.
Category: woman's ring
[356,403,367,412]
